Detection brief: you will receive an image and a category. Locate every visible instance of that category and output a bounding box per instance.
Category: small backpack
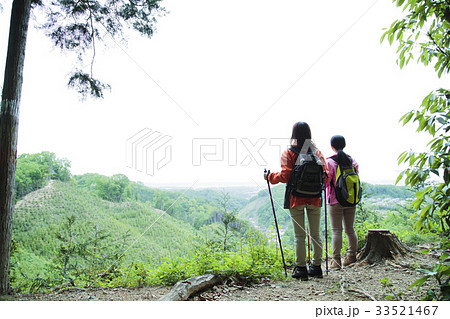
[330,154,362,207]
[285,147,324,206]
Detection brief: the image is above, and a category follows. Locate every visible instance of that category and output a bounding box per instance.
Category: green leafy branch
[396,89,450,232]
[35,0,166,98]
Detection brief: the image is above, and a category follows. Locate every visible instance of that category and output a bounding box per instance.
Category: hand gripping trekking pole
[265,169,288,277]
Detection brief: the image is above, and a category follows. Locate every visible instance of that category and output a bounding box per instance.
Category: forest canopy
[15,151,71,201]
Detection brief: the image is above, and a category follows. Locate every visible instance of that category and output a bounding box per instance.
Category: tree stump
[159,274,222,301]
[356,229,411,265]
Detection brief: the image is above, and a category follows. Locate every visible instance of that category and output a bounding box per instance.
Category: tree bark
[0,0,32,295]
[356,229,411,266]
[159,274,222,301]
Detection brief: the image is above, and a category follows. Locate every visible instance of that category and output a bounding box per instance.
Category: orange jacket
[268,148,329,208]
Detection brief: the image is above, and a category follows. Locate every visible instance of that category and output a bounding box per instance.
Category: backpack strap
[290,146,315,155]
[329,155,340,203]
[290,147,316,165]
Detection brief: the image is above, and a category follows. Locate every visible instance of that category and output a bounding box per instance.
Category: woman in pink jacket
[325,135,359,268]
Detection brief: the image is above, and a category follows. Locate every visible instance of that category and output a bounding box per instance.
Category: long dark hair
[290,122,312,150]
[331,135,352,166]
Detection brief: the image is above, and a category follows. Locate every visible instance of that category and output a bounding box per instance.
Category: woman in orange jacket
[264,122,329,280]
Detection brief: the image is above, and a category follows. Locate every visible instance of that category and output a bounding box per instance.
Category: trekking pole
[307,225,311,265]
[324,187,329,274]
[265,169,288,277]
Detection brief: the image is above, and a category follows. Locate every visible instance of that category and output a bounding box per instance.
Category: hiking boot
[343,254,357,267]
[308,264,323,278]
[292,266,308,281]
[330,258,342,269]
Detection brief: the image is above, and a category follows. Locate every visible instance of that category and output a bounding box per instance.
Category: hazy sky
[0,0,445,188]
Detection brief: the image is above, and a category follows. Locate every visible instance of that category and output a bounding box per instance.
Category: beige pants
[289,204,322,267]
[329,204,358,258]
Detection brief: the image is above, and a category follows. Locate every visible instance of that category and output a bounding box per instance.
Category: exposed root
[338,275,377,301]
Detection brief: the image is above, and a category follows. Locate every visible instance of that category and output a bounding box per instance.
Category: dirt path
[14,251,437,301]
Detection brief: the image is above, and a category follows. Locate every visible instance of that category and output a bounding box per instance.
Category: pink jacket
[325,154,359,205]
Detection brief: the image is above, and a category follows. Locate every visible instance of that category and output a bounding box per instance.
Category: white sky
[0,0,445,188]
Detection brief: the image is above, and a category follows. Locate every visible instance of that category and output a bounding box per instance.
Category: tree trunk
[0,0,32,295]
[356,229,411,265]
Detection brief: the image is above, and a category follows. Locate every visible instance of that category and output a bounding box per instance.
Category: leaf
[398,151,409,164]
[420,204,432,218]
[418,119,428,132]
[396,0,406,7]
[380,31,389,44]
[429,155,435,167]
[395,173,404,185]
[388,33,395,45]
[409,275,430,291]
[438,66,445,78]
[399,56,405,69]
[438,117,447,125]
[401,111,414,125]
[429,124,436,136]
[424,195,435,206]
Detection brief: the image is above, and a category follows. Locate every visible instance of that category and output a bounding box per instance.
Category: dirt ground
[12,250,439,302]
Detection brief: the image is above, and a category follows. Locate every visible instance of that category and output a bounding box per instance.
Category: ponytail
[331,135,351,166]
[337,149,352,166]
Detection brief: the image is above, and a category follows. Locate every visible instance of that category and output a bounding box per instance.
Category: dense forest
[7,151,444,300]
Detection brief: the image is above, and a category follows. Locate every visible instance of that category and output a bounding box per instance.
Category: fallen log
[159,274,222,301]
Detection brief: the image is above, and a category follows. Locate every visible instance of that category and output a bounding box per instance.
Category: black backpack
[284,147,324,208]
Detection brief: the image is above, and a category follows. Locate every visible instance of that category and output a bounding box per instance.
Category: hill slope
[12,180,200,278]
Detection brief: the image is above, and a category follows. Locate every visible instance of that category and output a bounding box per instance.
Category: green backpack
[330,154,362,207]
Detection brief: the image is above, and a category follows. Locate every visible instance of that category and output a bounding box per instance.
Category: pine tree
[0,0,165,295]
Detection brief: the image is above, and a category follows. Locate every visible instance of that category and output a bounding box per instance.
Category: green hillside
[73,173,227,228]
[239,184,291,234]
[12,180,201,286]
[10,164,280,292]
